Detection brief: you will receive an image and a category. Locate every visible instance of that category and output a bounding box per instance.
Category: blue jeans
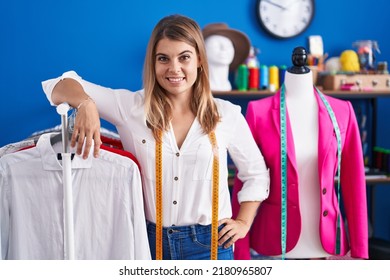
[146,221,233,260]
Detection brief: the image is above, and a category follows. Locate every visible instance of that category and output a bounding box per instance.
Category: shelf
[213,90,273,98]
[213,89,390,99]
[227,174,390,188]
[321,90,390,99]
[365,176,390,185]
[227,165,390,187]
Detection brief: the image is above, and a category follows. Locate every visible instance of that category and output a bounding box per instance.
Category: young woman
[42,14,270,260]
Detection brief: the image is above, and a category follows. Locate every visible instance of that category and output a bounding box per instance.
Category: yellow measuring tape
[209,131,219,260]
[155,131,163,260]
[155,130,219,260]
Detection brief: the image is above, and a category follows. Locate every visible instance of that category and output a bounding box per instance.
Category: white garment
[283,71,329,258]
[0,133,150,260]
[42,71,270,227]
[0,139,35,158]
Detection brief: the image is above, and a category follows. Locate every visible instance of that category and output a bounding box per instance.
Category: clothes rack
[56,103,75,260]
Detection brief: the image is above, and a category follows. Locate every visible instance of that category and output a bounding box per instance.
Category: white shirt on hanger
[0,133,150,260]
[42,71,270,227]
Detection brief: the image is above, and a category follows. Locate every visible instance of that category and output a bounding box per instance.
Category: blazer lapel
[316,92,335,178]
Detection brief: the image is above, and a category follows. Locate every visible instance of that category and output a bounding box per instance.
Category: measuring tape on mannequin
[280,85,288,260]
[280,85,342,259]
[155,131,219,260]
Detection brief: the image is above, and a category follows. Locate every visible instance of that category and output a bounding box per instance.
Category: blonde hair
[143,14,220,141]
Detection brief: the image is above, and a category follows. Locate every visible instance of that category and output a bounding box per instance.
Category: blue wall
[1,0,390,241]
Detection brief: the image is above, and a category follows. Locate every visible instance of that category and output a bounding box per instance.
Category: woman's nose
[169,60,181,73]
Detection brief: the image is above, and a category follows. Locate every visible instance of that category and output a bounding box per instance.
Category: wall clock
[256,0,315,39]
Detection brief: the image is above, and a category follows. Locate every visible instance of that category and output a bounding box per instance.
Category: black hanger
[57,153,75,160]
[50,132,66,146]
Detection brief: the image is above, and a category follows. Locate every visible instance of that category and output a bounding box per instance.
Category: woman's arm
[51,78,102,159]
[216,101,270,249]
[227,105,270,203]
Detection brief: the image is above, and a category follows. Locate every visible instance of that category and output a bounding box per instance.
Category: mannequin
[231,46,368,260]
[283,47,329,259]
[204,35,235,91]
[202,23,251,91]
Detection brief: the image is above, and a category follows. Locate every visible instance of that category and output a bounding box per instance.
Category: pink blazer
[232,90,368,259]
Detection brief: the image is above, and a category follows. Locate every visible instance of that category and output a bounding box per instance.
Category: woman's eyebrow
[155,50,194,56]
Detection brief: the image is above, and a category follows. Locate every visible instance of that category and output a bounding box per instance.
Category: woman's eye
[180,55,191,61]
[157,56,168,62]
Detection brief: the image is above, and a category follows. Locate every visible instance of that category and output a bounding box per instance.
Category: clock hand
[262,0,287,10]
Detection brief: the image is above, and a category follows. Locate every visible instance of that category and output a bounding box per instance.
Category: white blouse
[42,71,270,227]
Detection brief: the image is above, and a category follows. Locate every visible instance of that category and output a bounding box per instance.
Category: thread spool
[279,65,287,88]
[373,146,383,170]
[383,149,389,173]
[269,65,279,91]
[387,150,390,175]
[235,64,248,91]
[260,65,268,90]
[248,68,259,90]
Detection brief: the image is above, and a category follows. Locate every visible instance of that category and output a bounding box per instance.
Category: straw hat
[202,23,251,71]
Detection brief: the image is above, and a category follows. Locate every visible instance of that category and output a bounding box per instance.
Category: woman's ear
[197,56,203,72]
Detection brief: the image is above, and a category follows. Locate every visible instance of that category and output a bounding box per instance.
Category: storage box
[318,73,390,91]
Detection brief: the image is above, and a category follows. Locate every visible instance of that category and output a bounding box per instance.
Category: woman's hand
[51,78,102,159]
[71,99,102,159]
[217,218,251,249]
[217,201,261,248]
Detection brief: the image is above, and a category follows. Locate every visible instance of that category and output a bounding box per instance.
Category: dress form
[204,35,235,91]
[283,47,330,258]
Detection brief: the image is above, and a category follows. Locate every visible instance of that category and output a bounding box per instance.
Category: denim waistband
[146,221,220,239]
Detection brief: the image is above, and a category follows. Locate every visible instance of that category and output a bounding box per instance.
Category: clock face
[257,0,315,39]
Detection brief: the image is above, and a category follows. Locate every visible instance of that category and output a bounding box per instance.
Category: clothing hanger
[50,108,76,149]
[55,102,76,260]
